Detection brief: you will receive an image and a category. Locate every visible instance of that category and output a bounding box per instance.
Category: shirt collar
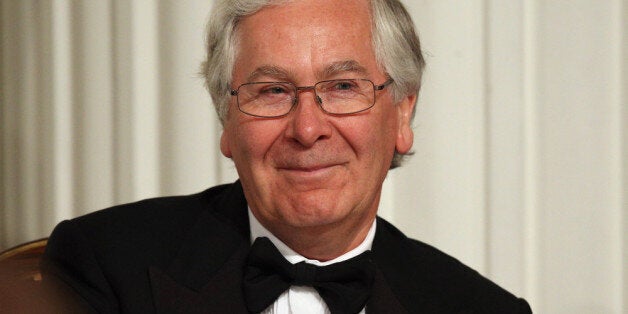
[248,208,376,266]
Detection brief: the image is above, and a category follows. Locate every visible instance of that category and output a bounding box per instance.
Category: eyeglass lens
[236,79,376,117]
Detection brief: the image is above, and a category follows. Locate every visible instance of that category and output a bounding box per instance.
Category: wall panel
[70,0,116,214]
[534,1,622,312]
[1,1,625,312]
[156,0,218,195]
[390,0,489,274]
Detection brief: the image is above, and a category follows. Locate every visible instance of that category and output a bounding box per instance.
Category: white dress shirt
[248,209,376,314]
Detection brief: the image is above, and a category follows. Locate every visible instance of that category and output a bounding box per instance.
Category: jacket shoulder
[373,218,532,313]
[70,182,234,225]
[46,182,239,267]
[42,182,243,313]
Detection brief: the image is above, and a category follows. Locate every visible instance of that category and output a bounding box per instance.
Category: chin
[277,203,349,229]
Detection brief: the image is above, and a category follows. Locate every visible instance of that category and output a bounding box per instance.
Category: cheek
[231,120,285,162]
[334,118,395,166]
[353,109,399,146]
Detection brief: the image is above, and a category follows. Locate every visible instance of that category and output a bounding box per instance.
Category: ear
[395,94,416,154]
[220,127,233,158]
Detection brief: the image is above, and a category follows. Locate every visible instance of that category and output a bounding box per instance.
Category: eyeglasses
[230,78,394,118]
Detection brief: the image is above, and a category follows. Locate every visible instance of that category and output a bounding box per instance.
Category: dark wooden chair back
[0,239,52,311]
[0,238,48,282]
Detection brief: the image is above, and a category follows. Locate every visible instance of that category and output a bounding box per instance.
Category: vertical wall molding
[485,0,527,297]
[618,0,627,310]
[50,0,74,224]
[610,0,626,311]
[129,0,161,201]
[522,0,540,308]
[111,0,133,205]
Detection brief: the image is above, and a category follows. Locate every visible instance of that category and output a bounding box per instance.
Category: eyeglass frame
[229,78,394,118]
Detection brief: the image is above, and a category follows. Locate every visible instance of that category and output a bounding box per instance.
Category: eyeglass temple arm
[375,79,394,90]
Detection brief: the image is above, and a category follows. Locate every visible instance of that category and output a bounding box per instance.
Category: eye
[261,86,289,94]
[332,80,358,91]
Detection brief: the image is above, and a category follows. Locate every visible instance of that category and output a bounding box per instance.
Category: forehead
[233,0,378,82]
[242,0,372,29]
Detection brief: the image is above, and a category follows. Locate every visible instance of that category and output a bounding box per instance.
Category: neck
[253,211,377,262]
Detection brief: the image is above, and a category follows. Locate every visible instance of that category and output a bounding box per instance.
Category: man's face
[221,0,415,237]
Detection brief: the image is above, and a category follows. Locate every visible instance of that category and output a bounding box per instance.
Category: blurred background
[1,0,626,313]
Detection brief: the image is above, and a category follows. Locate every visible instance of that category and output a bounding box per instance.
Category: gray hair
[201,0,425,168]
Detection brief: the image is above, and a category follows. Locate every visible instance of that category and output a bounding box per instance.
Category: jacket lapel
[149,182,251,313]
[149,245,250,314]
[365,267,408,314]
[369,217,435,313]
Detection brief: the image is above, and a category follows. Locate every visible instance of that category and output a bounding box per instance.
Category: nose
[284,89,332,147]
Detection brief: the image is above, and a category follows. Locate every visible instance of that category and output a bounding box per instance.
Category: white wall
[1,1,626,313]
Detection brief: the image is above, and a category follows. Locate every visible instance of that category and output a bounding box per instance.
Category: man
[43,0,532,313]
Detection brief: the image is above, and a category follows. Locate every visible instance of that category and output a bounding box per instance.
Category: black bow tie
[243,237,376,314]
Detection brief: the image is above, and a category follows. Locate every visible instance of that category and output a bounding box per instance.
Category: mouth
[282,164,337,172]
[276,163,346,179]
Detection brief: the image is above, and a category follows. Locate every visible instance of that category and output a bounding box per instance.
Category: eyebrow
[319,60,369,79]
[246,60,370,83]
[247,65,294,82]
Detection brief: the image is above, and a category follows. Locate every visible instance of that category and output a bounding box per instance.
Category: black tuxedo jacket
[43,181,531,313]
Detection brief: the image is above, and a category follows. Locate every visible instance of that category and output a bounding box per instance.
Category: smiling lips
[276,162,346,179]
[280,163,340,172]
[278,162,345,173]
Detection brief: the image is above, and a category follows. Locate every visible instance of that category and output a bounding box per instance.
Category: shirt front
[248,209,376,314]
